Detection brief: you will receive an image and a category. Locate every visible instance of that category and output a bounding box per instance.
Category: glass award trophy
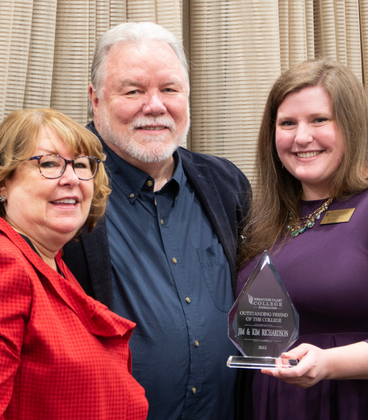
[227,251,299,369]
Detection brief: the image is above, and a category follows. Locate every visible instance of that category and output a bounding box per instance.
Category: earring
[0,196,6,203]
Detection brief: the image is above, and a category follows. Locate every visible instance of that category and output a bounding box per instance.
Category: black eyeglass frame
[29,154,101,180]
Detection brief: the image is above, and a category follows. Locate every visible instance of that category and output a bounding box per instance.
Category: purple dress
[237,190,368,420]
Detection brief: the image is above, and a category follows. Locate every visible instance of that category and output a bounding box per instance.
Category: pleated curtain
[0,0,367,180]
[0,0,182,125]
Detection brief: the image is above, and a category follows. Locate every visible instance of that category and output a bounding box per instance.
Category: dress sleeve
[0,247,32,416]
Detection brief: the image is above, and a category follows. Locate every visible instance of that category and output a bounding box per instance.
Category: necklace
[9,224,45,261]
[287,197,334,237]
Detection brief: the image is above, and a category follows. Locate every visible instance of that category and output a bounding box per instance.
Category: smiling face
[3,126,94,251]
[90,40,189,166]
[275,85,345,200]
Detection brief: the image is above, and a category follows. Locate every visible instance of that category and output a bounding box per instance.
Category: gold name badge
[320,208,355,225]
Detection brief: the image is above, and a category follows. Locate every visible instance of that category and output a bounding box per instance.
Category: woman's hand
[261,343,332,388]
[261,341,368,388]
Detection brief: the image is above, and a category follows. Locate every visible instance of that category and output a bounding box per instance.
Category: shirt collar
[87,121,185,202]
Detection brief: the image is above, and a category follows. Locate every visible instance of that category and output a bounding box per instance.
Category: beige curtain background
[0,0,366,181]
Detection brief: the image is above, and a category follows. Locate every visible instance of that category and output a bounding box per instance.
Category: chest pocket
[197,243,233,312]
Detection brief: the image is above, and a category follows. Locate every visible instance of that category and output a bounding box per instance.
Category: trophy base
[227,355,299,369]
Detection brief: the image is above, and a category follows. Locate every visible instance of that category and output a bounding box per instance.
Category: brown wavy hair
[238,59,368,266]
[0,108,110,235]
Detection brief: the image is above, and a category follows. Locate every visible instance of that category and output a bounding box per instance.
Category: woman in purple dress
[237,59,368,420]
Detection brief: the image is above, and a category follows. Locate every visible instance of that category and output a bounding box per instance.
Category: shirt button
[129,193,135,198]
[192,387,197,394]
[194,340,199,347]
[185,297,191,304]
[172,257,177,264]
[160,219,164,225]
[146,180,153,187]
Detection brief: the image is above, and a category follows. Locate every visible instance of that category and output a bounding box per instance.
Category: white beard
[98,106,189,163]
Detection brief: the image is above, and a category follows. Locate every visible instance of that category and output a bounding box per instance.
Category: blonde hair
[238,59,368,266]
[0,108,110,234]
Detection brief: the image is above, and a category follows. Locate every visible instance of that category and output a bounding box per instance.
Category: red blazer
[0,218,148,419]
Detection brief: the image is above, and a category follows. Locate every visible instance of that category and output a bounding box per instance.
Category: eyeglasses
[29,154,101,180]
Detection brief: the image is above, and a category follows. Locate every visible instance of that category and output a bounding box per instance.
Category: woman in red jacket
[0,109,148,419]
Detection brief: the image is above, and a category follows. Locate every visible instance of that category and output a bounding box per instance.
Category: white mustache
[132,117,176,130]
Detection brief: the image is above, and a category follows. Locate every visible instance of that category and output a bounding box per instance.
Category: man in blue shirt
[63,22,251,420]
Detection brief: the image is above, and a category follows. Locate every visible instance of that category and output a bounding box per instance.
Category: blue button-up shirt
[104,144,237,420]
